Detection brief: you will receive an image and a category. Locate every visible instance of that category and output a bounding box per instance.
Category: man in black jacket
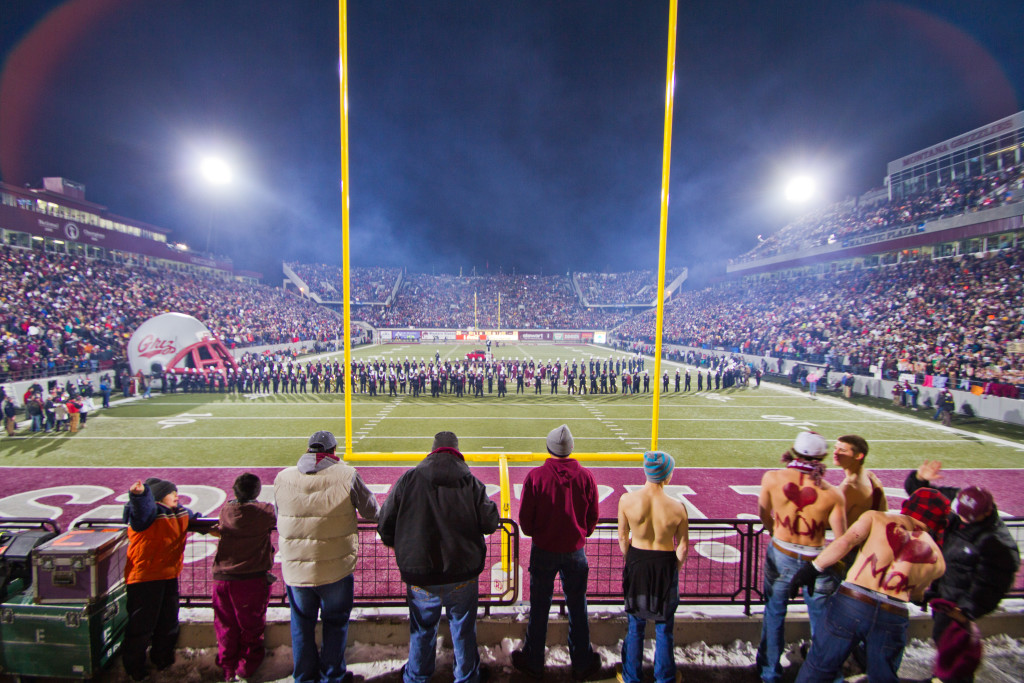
[378,431,499,683]
[905,460,1021,682]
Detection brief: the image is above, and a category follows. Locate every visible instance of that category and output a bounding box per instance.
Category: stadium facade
[0,177,261,282]
[728,110,1024,279]
[888,110,1024,200]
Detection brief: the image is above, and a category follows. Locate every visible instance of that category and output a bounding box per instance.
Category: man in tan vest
[756,431,847,683]
[274,430,380,683]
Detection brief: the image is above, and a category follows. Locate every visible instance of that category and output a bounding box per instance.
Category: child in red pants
[212,473,277,681]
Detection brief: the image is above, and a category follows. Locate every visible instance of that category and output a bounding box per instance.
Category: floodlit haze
[1,1,1021,284]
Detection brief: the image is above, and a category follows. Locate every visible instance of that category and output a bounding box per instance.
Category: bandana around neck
[787,460,822,474]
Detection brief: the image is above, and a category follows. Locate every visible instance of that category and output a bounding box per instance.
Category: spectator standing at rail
[905,461,1020,683]
[789,488,949,682]
[3,396,17,436]
[935,388,956,426]
[378,431,499,683]
[756,432,847,683]
[274,430,381,683]
[616,450,689,683]
[211,473,276,682]
[121,477,207,681]
[512,425,601,680]
[832,435,886,526]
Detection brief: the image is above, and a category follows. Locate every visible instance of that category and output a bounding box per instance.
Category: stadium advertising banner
[419,330,458,341]
[553,332,594,342]
[519,331,554,341]
[392,330,421,341]
[379,330,392,341]
[482,330,518,341]
[594,331,607,344]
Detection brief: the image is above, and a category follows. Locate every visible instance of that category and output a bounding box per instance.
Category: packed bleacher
[288,263,401,303]
[366,273,633,330]
[733,166,1024,263]
[615,246,1024,392]
[574,269,682,306]
[0,246,353,382]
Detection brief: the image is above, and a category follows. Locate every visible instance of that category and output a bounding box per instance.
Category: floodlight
[200,157,233,185]
[784,175,815,203]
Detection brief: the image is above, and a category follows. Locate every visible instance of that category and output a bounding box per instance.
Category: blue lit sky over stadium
[1,1,1022,284]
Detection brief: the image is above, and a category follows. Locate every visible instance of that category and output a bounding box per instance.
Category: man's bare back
[844,510,945,602]
[759,467,846,547]
[617,482,688,565]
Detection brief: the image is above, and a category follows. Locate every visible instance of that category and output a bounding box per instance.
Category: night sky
[1,1,1022,285]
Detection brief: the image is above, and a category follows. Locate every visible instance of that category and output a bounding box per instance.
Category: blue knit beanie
[644,450,675,483]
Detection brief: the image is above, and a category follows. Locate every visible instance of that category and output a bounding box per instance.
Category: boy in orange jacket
[121,477,205,681]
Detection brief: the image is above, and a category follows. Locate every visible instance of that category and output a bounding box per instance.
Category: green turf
[3,343,1023,469]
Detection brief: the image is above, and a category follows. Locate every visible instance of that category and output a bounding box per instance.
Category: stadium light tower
[199,156,233,253]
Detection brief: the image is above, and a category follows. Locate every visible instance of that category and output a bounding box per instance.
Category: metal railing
[71,519,521,609]
[13,516,1023,616]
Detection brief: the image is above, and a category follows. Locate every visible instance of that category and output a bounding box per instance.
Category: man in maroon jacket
[512,425,601,681]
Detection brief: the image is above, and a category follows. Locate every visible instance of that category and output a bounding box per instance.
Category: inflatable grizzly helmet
[127,312,238,376]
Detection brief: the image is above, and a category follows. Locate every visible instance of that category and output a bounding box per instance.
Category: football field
[4,342,1024,470]
[3,343,1024,586]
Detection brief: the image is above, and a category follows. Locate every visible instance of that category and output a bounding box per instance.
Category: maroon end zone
[2,466,1020,536]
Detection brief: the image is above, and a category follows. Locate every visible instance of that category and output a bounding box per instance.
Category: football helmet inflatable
[128,312,238,375]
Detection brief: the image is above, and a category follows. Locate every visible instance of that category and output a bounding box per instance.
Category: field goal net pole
[339,0,355,456]
[650,0,679,453]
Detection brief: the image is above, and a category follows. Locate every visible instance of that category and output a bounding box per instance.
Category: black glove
[789,562,822,599]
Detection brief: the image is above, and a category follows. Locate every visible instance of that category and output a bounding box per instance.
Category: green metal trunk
[0,585,127,679]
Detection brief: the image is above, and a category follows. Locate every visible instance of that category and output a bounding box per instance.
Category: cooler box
[0,584,128,679]
[32,527,128,604]
[0,521,61,599]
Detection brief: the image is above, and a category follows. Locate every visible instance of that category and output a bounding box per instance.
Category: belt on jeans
[771,540,820,563]
[838,585,908,616]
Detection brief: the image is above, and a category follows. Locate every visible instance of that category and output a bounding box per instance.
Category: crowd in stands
[7,235,1024,397]
[575,268,682,306]
[735,166,1024,263]
[288,263,401,304]
[0,246,352,382]
[615,246,1024,389]
[363,273,633,330]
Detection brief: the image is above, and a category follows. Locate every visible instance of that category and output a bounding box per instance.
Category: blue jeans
[405,581,481,683]
[286,575,354,683]
[794,590,908,683]
[521,547,596,674]
[756,544,838,683]
[31,414,43,432]
[620,569,678,683]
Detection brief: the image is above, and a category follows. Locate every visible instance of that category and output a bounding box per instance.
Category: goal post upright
[650,0,678,453]
[338,0,354,457]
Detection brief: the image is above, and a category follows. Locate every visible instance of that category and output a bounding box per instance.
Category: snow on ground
[86,629,1024,682]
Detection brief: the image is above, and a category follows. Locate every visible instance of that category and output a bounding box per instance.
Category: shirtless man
[833,435,887,525]
[790,487,949,682]
[756,432,846,683]
[617,451,688,683]
[831,436,887,673]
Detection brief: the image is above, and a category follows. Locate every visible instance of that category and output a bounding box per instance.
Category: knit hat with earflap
[901,487,951,546]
